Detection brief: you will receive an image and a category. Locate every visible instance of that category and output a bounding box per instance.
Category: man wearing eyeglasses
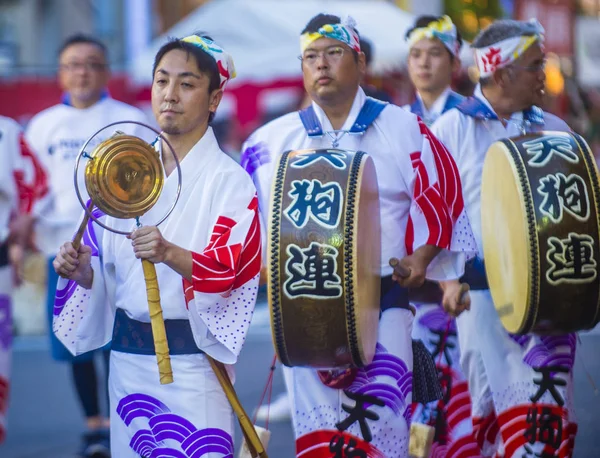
[241,13,476,457]
[24,33,148,458]
[431,20,578,457]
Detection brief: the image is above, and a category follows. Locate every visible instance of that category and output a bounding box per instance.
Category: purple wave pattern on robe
[510,333,531,348]
[0,295,12,350]
[117,393,170,426]
[53,202,106,317]
[53,279,78,317]
[348,344,412,416]
[418,307,456,333]
[240,142,269,177]
[118,393,234,457]
[523,334,577,370]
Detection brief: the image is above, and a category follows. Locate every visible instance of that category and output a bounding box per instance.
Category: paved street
[1,303,599,457]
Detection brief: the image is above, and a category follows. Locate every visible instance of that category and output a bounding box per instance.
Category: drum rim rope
[501,138,541,333]
[343,150,366,367]
[268,149,291,366]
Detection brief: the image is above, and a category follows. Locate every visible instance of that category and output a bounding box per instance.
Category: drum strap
[455,96,545,126]
[298,97,388,138]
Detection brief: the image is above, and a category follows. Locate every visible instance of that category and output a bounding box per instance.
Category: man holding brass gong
[241,14,475,458]
[52,35,262,456]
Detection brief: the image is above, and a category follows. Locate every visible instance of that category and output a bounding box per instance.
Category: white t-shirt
[25,97,150,255]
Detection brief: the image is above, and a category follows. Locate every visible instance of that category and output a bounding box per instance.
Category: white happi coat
[25,97,149,256]
[432,85,577,457]
[53,127,261,457]
[242,87,476,458]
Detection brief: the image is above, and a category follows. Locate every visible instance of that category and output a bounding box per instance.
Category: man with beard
[51,34,261,456]
[25,34,148,457]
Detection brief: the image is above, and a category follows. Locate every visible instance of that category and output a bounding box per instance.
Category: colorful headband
[181,35,236,89]
[300,16,361,54]
[474,20,545,78]
[406,15,460,57]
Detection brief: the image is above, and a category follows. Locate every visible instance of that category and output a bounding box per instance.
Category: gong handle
[207,356,269,458]
[141,259,173,384]
[72,213,90,251]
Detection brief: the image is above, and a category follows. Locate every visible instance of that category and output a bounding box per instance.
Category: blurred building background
[0,0,599,334]
[1,0,599,152]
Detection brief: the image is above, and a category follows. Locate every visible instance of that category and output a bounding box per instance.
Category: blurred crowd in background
[1,0,600,169]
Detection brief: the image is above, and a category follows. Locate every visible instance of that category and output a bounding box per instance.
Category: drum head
[482,132,600,335]
[84,134,163,219]
[481,141,535,334]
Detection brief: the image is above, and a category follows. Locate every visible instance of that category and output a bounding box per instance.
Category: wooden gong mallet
[73,121,182,385]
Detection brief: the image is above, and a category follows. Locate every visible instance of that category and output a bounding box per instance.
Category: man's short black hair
[405,15,463,59]
[58,33,108,60]
[152,34,221,123]
[360,37,373,67]
[301,14,360,61]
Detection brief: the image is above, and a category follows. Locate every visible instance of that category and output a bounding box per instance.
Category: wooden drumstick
[72,201,94,250]
[458,282,470,306]
[389,257,411,278]
[207,356,269,458]
[457,282,471,313]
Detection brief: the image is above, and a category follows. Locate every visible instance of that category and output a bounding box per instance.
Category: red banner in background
[515,0,575,57]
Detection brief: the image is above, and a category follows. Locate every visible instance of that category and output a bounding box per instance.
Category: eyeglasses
[299,46,345,66]
[60,62,107,72]
[509,60,547,73]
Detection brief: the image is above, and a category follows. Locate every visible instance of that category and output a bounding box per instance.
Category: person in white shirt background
[432,19,578,457]
[24,33,149,458]
[403,15,465,127]
[0,115,47,446]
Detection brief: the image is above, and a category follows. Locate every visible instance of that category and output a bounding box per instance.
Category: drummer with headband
[52,34,262,456]
[241,13,476,457]
[404,14,481,456]
[431,19,578,457]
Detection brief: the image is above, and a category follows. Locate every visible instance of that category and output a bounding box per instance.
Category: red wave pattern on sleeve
[233,195,261,289]
[407,151,452,251]
[405,119,465,254]
[419,118,463,220]
[13,133,48,214]
[183,195,261,298]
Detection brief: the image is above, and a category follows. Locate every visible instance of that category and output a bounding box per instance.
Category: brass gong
[84,133,163,219]
[74,122,179,385]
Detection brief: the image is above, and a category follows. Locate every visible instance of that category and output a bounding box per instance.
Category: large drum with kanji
[481,131,600,335]
[267,148,380,368]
